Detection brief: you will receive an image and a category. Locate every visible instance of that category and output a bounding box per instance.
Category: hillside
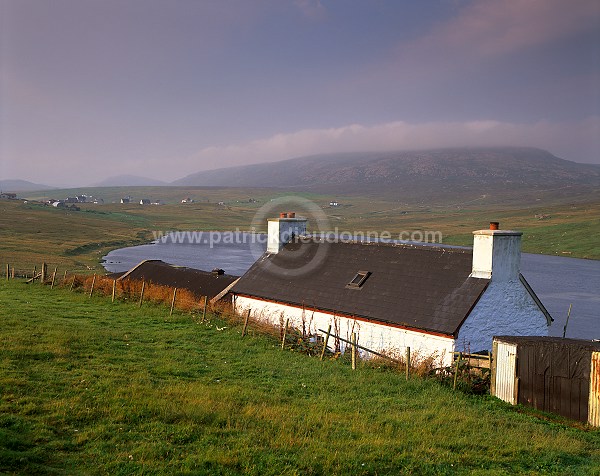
[92,174,167,187]
[0,179,55,192]
[1,280,599,474]
[173,147,600,198]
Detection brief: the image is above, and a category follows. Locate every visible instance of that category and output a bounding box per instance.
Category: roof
[118,260,239,299]
[231,240,490,336]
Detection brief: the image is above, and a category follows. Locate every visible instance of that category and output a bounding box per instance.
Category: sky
[1,0,599,187]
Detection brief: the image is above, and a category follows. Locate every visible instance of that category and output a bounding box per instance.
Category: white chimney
[267,212,308,254]
[470,222,522,281]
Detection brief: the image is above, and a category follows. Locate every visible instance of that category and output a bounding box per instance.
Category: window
[346,271,371,289]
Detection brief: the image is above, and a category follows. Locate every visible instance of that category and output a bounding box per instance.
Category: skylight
[346,271,371,289]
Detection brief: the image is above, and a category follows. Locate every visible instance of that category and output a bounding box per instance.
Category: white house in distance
[230,215,552,367]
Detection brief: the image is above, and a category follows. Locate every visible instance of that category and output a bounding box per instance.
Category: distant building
[0,193,17,200]
[140,199,151,205]
[329,201,339,207]
[181,197,194,203]
[120,198,130,204]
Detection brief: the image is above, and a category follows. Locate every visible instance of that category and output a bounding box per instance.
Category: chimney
[470,222,522,281]
[267,212,307,253]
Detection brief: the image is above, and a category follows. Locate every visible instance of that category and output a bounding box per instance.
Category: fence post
[490,341,498,396]
[89,274,96,298]
[33,265,37,280]
[41,262,47,283]
[169,288,178,316]
[138,281,145,307]
[320,324,332,361]
[351,333,357,370]
[281,318,289,350]
[202,296,207,321]
[11,266,15,279]
[5,264,9,281]
[69,275,76,291]
[405,346,411,380]
[453,352,462,390]
[50,267,57,289]
[242,309,250,337]
[112,280,116,302]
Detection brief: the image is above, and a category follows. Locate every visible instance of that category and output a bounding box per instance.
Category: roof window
[346,271,371,289]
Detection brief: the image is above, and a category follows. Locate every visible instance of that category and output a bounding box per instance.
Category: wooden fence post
[6,264,9,281]
[138,281,145,307]
[351,333,357,370]
[405,346,411,380]
[111,280,116,302]
[453,352,462,390]
[63,270,67,283]
[89,274,96,298]
[50,267,57,289]
[242,309,250,337]
[281,318,289,350]
[33,265,37,281]
[489,341,498,396]
[169,288,178,316]
[320,324,332,361]
[41,262,47,283]
[202,296,207,321]
[11,266,15,279]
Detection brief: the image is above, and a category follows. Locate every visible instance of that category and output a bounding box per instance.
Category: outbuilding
[230,216,552,367]
[492,336,600,426]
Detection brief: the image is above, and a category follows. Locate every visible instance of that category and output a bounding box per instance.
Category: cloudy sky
[1,0,599,186]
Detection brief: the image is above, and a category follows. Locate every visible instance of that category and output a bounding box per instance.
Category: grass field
[1,186,599,275]
[1,280,599,475]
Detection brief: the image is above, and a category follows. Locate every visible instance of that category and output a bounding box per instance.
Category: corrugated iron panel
[495,341,517,404]
[589,352,600,427]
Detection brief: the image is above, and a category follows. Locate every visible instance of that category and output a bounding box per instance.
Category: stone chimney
[470,222,522,281]
[267,212,307,253]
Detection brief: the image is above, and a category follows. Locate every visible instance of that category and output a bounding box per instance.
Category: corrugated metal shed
[492,336,600,426]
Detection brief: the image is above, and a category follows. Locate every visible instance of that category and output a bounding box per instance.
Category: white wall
[234,295,456,367]
[456,280,549,353]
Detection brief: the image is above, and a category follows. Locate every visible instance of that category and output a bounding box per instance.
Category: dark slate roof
[231,240,490,336]
[118,260,238,299]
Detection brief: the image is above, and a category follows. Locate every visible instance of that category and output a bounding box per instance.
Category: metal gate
[494,341,518,404]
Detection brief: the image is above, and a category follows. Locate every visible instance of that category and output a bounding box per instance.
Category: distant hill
[172,147,600,198]
[93,175,167,187]
[0,179,55,192]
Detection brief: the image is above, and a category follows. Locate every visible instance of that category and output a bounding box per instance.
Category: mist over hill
[173,148,600,196]
[0,179,55,192]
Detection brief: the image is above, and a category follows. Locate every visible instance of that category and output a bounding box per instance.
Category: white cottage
[230,216,552,367]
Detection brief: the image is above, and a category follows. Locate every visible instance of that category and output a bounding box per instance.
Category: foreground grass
[1,281,600,475]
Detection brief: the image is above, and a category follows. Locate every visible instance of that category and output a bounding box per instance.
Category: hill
[0,179,55,192]
[173,147,600,199]
[93,174,167,187]
[1,279,599,474]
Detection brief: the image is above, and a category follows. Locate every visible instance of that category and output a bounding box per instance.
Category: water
[102,234,599,340]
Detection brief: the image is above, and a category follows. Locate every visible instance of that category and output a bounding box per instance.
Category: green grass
[1,280,599,475]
